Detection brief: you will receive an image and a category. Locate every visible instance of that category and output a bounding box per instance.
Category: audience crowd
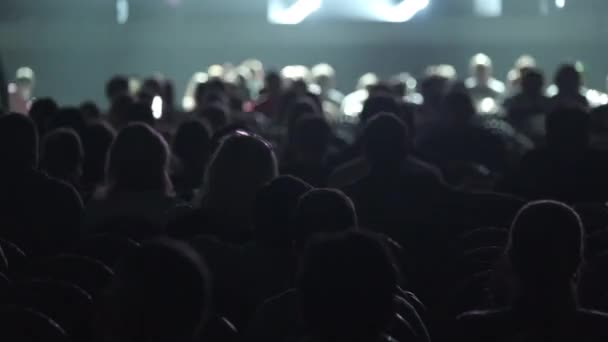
[2,53,608,341]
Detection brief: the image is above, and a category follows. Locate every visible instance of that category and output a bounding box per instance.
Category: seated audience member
[102,239,211,342]
[40,128,84,188]
[458,201,608,342]
[417,91,508,174]
[549,63,589,110]
[171,119,212,201]
[84,123,178,235]
[29,97,59,135]
[465,53,506,105]
[281,116,332,187]
[81,122,116,200]
[343,113,446,231]
[0,114,83,255]
[502,107,608,203]
[169,132,278,242]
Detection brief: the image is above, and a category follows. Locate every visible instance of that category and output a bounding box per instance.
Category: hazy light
[474,0,502,17]
[479,97,498,114]
[268,0,322,25]
[152,96,163,119]
[380,0,429,23]
[116,0,129,24]
[555,0,565,9]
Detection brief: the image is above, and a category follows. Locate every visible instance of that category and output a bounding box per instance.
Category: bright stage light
[555,0,565,9]
[380,0,429,23]
[268,0,322,25]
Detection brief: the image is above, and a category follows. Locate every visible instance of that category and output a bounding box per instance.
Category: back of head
[297,230,398,340]
[106,123,170,194]
[81,122,116,185]
[545,107,589,149]
[254,175,313,245]
[521,68,545,96]
[49,107,86,135]
[507,201,583,284]
[106,75,130,103]
[198,104,229,133]
[291,116,331,159]
[442,91,476,123]
[173,119,212,170]
[360,94,401,125]
[126,101,155,127]
[293,189,357,249]
[29,97,59,134]
[41,128,84,181]
[110,239,210,342]
[202,133,277,214]
[362,113,410,170]
[555,64,582,94]
[0,113,38,172]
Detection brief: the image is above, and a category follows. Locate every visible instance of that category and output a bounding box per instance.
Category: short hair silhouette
[297,230,398,340]
[106,123,171,195]
[291,116,331,159]
[254,175,313,245]
[41,128,84,182]
[362,112,410,169]
[81,122,116,186]
[126,101,155,126]
[201,133,278,214]
[173,119,212,172]
[106,75,130,102]
[442,91,476,123]
[49,107,86,135]
[555,64,582,94]
[545,107,589,149]
[109,239,210,342]
[293,189,358,249]
[198,104,229,132]
[29,97,58,134]
[521,68,545,95]
[507,200,583,283]
[0,113,38,171]
[360,94,401,124]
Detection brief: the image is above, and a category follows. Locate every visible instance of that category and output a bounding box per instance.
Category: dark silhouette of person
[550,64,589,110]
[108,95,135,129]
[281,116,332,187]
[80,101,102,122]
[255,71,284,119]
[105,75,130,106]
[417,90,508,174]
[125,101,155,127]
[502,107,608,203]
[504,68,551,126]
[84,123,178,235]
[40,128,84,188]
[80,121,116,201]
[0,114,83,255]
[48,106,87,137]
[0,54,7,113]
[198,104,229,133]
[102,239,211,342]
[169,132,278,242]
[342,113,446,231]
[29,97,59,135]
[171,119,212,201]
[458,201,608,342]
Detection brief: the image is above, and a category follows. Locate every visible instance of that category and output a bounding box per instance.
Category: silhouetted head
[254,175,313,246]
[49,107,86,135]
[390,72,417,98]
[173,119,212,172]
[360,94,401,125]
[420,75,451,108]
[555,64,582,95]
[201,133,277,220]
[29,98,59,135]
[125,101,155,127]
[507,201,583,286]
[470,53,493,84]
[290,116,331,163]
[198,104,229,133]
[521,68,545,96]
[0,114,38,172]
[41,128,84,184]
[297,230,398,341]
[109,95,134,129]
[442,91,476,124]
[106,123,171,195]
[109,239,210,342]
[106,75,130,104]
[546,107,589,149]
[362,113,410,171]
[293,189,357,250]
[80,101,101,121]
[264,71,283,95]
[81,122,116,186]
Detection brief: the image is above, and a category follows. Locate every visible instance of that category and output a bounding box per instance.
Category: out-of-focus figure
[390,72,422,105]
[255,71,285,120]
[241,59,265,97]
[9,67,35,114]
[341,73,379,120]
[547,62,589,109]
[0,55,8,113]
[310,63,344,116]
[505,55,537,97]
[182,72,209,112]
[465,54,505,108]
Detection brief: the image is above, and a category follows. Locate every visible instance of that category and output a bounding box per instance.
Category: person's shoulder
[38,172,82,204]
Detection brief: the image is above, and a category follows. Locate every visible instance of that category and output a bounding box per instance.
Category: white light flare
[555,0,565,9]
[116,0,129,24]
[152,96,163,119]
[381,0,429,23]
[268,0,322,25]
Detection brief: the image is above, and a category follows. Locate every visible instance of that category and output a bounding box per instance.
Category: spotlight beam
[382,0,429,23]
[268,0,322,25]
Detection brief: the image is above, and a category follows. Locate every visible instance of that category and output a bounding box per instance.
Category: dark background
[1,0,607,107]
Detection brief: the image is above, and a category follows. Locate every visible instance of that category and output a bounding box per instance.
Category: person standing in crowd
[8,66,35,114]
[465,53,506,106]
